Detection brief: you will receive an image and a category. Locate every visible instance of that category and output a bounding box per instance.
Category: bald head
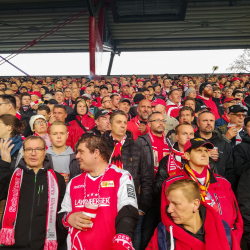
[137,99,152,120]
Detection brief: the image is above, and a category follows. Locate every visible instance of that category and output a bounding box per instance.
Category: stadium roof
[0,0,250,55]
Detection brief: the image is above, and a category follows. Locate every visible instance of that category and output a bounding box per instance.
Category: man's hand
[225,127,237,140]
[208,149,219,162]
[32,104,38,110]
[138,123,147,134]
[139,212,144,216]
[0,139,14,163]
[68,212,92,230]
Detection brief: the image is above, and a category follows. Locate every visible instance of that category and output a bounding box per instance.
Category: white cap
[29,115,47,132]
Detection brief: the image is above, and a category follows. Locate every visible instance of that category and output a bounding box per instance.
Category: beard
[203,89,213,98]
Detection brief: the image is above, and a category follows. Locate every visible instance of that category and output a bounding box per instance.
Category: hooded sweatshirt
[46,146,74,174]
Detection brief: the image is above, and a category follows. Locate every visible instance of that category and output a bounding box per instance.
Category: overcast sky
[0,49,243,77]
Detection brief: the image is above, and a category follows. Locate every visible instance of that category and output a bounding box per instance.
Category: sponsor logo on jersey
[73,185,85,189]
[75,196,111,208]
[101,180,115,188]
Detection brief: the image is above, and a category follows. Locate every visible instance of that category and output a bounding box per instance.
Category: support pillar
[107,52,115,76]
[89,16,96,78]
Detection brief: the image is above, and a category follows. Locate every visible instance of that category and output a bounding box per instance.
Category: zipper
[28,173,37,246]
[214,193,222,215]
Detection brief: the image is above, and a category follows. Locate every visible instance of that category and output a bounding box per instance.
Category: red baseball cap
[136,79,144,83]
[121,83,129,88]
[184,138,214,153]
[232,77,241,81]
[29,91,41,98]
[223,97,241,104]
[152,99,167,107]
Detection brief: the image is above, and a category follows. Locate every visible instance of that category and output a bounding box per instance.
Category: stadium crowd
[0,73,250,249]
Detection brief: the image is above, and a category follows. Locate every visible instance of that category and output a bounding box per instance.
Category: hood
[17,154,51,172]
[46,146,74,156]
[242,134,250,143]
[194,130,221,143]
[166,99,181,107]
[74,99,89,116]
[0,135,23,159]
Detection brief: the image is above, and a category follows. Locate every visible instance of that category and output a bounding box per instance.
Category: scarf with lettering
[148,131,170,177]
[167,144,184,177]
[228,123,243,145]
[110,134,127,169]
[0,168,59,250]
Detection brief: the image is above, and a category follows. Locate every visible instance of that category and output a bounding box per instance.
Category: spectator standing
[0,136,66,249]
[58,134,138,250]
[127,99,152,140]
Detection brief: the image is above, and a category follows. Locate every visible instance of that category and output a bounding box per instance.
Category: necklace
[83,164,111,207]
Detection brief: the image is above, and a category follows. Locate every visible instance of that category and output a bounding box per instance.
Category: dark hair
[183,97,195,106]
[23,135,46,150]
[179,106,194,117]
[77,134,111,162]
[0,83,7,89]
[21,92,31,100]
[0,94,16,109]
[53,104,67,113]
[110,110,127,124]
[213,86,221,92]
[148,111,162,121]
[0,114,25,137]
[37,105,50,114]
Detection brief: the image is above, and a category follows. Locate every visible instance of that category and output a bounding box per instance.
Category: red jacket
[161,168,243,245]
[165,100,183,118]
[196,95,220,120]
[69,115,95,131]
[147,202,241,250]
[127,115,150,140]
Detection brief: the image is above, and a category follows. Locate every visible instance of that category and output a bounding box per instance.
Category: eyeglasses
[34,120,46,125]
[24,148,45,153]
[149,119,166,123]
[0,103,9,105]
[103,100,112,103]
[231,114,246,118]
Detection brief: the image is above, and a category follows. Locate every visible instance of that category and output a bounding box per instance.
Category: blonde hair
[166,179,200,202]
[49,121,67,133]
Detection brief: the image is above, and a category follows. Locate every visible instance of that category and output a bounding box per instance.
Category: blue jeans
[132,214,144,250]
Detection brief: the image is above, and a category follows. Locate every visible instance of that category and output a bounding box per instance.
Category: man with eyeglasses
[216,105,248,150]
[100,96,112,112]
[0,136,67,249]
[196,82,221,120]
[135,111,170,249]
[215,97,240,128]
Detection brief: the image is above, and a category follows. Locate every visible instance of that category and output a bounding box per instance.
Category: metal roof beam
[0,40,89,46]
[180,0,188,21]
[85,0,95,16]
[114,35,250,44]
[109,0,119,23]
[0,1,86,11]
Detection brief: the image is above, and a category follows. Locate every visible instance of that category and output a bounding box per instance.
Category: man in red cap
[29,91,43,110]
[120,82,132,100]
[215,97,240,128]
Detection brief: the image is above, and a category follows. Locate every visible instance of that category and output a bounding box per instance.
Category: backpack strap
[75,119,88,133]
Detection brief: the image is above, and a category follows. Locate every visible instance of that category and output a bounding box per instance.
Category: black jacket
[19,106,35,120]
[90,126,102,136]
[233,135,250,185]
[237,159,250,248]
[194,130,236,190]
[154,143,218,203]
[103,131,154,214]
[212,97,225,116]
[244,95,250,116]
[0,156,67,250]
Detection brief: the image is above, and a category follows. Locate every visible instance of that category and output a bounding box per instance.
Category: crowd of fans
[0,73,250,250]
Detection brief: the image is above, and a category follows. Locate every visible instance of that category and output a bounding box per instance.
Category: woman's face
[40,88,45,96]
[188,90,196,99]
[0,119,11,139]
[77,102,87,116]
[167,188,198,225]
[34,118,47,134]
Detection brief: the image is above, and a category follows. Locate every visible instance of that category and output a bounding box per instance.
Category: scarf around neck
[0,168,59,250]
[167,144,184,177]
[109,134,127,169]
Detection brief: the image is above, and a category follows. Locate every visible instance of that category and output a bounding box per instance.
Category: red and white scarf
[15,112,21,121]
[109,135,127,169]
[148,131,170,176]
[228,123,243,145]
[30,99,42,107]
[0,168,59,250]
[167,144,184,177]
